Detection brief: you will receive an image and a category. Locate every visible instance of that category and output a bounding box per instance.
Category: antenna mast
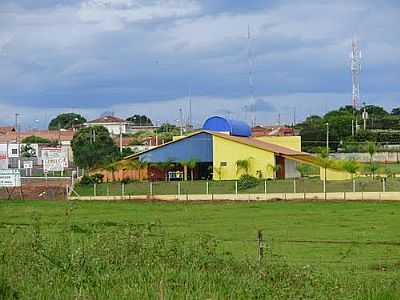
[351,39,362,135]
[351,39,361,109]
[247,25,256,127]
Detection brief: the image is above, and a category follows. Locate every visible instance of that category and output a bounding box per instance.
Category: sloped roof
[125,130,313,160]
[88,116,125,124]
[0,130,75,143]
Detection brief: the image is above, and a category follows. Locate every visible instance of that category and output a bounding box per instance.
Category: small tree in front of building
[342,160,360,192]
[187,159,198,181]
[71,126,119,170]
[236,158,252,176]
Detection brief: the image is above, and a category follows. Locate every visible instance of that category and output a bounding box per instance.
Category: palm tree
[296,163,311,193]
[179,160,189,181]
[342,160,360,192]
[135,160,148,181]
[236,158,252,176]
[187,159,198,181]
[266,163,280,179]
[317,147,331,197]
[155,160,174,181]
[104,163,118,182]
[367,142,377,179]
[209,165,222,180]
[296,163,311,178]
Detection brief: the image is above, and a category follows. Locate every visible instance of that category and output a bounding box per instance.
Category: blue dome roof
[202,116,251,137]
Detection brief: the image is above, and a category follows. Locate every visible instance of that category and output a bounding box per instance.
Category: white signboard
[23,161,33,169]
[0,169,21,187]
[42,148,67,172]
[0,152,8,169]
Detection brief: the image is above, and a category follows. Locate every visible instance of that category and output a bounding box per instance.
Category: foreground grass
[1,200,400,299]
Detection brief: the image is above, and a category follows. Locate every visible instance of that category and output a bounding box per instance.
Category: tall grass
[0,209,399,299]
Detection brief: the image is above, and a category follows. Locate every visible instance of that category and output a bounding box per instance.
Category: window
[11,149,17,155]
[220,161,227,167]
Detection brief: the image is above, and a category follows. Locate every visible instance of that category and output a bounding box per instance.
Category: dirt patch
[0,179,70,200]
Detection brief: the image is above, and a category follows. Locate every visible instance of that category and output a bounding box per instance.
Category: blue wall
[202,116,251,137]
[139,132,213,163]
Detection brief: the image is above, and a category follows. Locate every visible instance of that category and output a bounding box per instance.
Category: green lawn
[1,200,400,299]
[73,178,400,196]
[1,200,400,270]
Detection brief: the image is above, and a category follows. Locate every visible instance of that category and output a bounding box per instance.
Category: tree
[126,115,153,126]
[367,141,377,178]
[71,126,119,169]
[48,113,86,130]
[179,160,189,181]
[153,161,174,181]
[317,147,332,197]
[266,163,279,179]
[21,135,51,144]
[296,164,311,178]
[187,159,198,181]
[391,108,400,116]
[364,105,388,117]
[156,123,179,133]
[236,158,252,176]
[342,160,360,192]
[135,160,148,181]
[21,144,36,158]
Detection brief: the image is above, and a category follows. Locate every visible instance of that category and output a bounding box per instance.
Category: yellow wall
[255,136,302,152]
[212,135,276,180]
[320,168,351,181]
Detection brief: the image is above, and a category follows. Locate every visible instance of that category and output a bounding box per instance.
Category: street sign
[0,169,21,187]
[23,161,33,169]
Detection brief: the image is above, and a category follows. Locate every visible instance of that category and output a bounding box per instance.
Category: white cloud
[77,0,202,31]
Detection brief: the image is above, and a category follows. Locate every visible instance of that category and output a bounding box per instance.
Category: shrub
[237,175,259,190]
[80,174,104,185]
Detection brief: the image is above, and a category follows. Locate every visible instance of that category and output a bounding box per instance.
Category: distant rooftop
[88,116,125,124]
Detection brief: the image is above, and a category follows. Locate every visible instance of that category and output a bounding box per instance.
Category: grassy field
[1,200,400,299]
[73,178,400,196]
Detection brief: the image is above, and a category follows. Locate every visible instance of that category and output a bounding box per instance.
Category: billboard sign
[42,148,67,172]
[0,169,21,187]
[0,152,8,169]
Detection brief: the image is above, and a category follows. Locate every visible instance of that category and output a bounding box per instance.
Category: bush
[80,174,104,185]
[237,175,259,190]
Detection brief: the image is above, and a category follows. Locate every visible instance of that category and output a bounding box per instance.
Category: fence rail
[71,178,400,199]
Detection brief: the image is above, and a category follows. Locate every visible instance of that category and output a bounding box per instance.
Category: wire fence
[72,178,400,197]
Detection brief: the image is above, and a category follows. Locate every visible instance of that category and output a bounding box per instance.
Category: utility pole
[119,122,123,154]
[179,108,183,136]
[15,113,20,169]
[362,102,368,131]
[326,122,329,153]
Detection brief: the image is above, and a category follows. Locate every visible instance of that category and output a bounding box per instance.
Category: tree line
[297,105,400,152]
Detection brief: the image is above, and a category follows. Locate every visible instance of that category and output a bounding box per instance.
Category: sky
[0,0,399,129]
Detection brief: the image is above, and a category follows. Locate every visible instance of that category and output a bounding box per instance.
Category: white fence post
[178,182,181,196]
[264,180,267,196]
[149,182,153,196]
[352,179,356,193]
[235,181,238,195]
[94,183,97,197]
[382,178,386,193]
[122,183,125,198]
[293,179,296,193]
[206,181,209,195]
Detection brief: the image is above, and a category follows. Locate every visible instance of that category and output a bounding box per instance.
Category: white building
[86,116,158,135]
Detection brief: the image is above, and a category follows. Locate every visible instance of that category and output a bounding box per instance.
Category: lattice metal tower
[247,24,256,127]
[351,39,362,109]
